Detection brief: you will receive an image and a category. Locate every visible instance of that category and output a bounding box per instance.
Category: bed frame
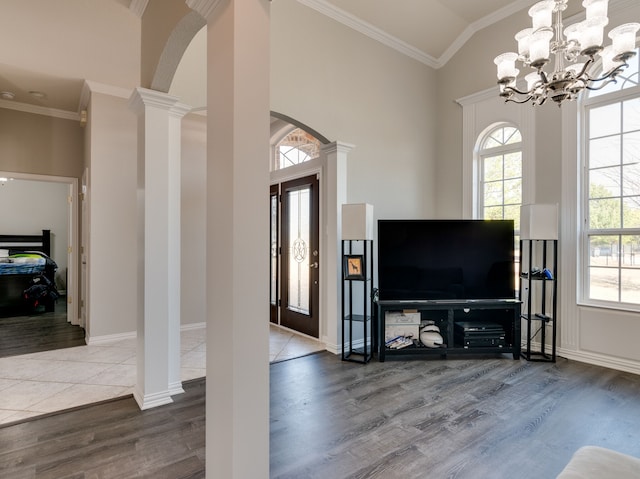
[0,230,53,311]
[0,229,51,256]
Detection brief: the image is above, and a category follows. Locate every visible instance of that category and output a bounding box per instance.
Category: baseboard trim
[557,348,640,376]
[86,323,206,345]
[180,322,206,331]
[133,388,174,410]
[86,330,136,345]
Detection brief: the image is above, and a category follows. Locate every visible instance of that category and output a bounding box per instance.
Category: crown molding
[296,0,438,68]
[0,98,79,121]
[438,0,536,68]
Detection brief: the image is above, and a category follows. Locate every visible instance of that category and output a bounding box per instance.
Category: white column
[321,142,354,352]
[187,0,271,477]
[129,87,190,409]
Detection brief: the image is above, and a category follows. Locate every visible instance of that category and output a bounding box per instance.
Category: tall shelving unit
[519,204,559,363]
[342,239,374,363]
[519,239,557,362]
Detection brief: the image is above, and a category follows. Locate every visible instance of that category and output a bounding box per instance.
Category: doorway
[271,175,320,338]
[0,171,81,356]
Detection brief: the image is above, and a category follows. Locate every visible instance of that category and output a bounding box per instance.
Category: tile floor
[0,324,324,425]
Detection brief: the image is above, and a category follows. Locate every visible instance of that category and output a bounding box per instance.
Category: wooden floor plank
[2,353,640,478]
[0,300,84,358]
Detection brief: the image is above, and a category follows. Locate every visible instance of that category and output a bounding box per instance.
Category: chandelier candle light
[494,0,639,105]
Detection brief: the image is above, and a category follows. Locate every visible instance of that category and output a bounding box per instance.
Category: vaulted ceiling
[0,0,538,117]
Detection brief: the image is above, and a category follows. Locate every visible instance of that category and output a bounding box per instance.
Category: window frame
[580,53,640,310]
[477,123,524,230]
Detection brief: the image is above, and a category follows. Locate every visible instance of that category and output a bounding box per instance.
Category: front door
[276,175,320,337]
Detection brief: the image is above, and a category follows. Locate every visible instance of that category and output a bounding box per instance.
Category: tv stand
[377,299,521,361]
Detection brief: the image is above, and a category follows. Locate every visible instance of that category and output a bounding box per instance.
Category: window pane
[504,127,522,144]
[624,98,640,133]
[621,268,640,303]
[504,205,520,230]
[484,156,503,181]
[590,103,621,138]
[623,197,640,228]
[504,178,522,204]
[589,136,620,168]
[622,163,640,197]
[590,167,621,197]
[504,152,522,179]
[623,131,640,165]
[589,198,621,229]
[484,180,503,206]
[270,194,278,306]
[590,235,619,262]
[287,188,310,314]
[589,266,619,301]
[622,235,640,267]
[484,206,503,220]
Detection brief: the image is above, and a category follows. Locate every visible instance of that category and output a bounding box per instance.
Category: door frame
[278,174,320,337]
[271,161,323,337]
[0,170,79,327]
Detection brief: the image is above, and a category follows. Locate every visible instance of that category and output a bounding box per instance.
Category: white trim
[181,322,206,331]
[558,347,640,376]
[0,171,80,329]
[297,0,539,69]
[134,389,174,410]
[296,0,438,68]
[0,98,79,121]
[86,330,136,345]
[439,0,537,68]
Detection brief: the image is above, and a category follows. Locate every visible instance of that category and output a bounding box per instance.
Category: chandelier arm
[504,95,537,104]
[592,64,628,82]
[585,78,618,91]
[504,86,534,96]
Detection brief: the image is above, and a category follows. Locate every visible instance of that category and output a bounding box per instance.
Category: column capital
[186,0,222,20]
[128,87,181,114]
[321,141,356,156]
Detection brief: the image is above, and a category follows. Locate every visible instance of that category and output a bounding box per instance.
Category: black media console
[377,299,521,361]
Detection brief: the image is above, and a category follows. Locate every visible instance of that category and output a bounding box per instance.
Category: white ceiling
[0,0,535,117]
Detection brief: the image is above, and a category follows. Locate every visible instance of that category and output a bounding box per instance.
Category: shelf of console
[377,299,521,362]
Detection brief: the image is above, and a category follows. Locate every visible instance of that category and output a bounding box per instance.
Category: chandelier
[494,0,639,106]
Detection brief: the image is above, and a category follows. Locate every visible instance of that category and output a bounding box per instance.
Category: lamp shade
[342,203,374,240]
[520,204,558,240]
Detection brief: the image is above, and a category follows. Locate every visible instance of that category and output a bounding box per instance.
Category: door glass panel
[270,193,278,306]
[287,187,310,314]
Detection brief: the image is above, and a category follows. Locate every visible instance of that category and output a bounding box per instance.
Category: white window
[478,124,523,230]
[582,48,640,307]
[274,128,321,171]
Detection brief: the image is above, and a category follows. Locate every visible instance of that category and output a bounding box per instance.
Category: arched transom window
[274,128,321,171]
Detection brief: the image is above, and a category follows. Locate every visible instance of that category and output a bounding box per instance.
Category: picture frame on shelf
[343,255,365,280]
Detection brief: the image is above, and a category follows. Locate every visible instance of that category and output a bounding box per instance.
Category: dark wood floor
[0,300,85,358]
[3,352,640,478]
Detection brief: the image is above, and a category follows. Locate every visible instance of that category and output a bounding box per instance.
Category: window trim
[476,123,523,226]
[579,57,640,310]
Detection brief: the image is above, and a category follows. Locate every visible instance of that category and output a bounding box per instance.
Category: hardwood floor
[3,352,640,478]
[0,300,85,358]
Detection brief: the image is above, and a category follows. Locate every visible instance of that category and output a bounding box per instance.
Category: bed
[0,230,58,312]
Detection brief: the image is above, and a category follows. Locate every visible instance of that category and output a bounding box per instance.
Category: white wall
[86,91,138,338]
[271,0,438,222]
[0,178,69,289]
[181,113,207,326]
[437,0,640,374]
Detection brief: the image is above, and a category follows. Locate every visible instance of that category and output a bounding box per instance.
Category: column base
[133,389,174,410]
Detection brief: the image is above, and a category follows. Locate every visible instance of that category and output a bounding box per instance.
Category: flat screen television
[377,219,515,301]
